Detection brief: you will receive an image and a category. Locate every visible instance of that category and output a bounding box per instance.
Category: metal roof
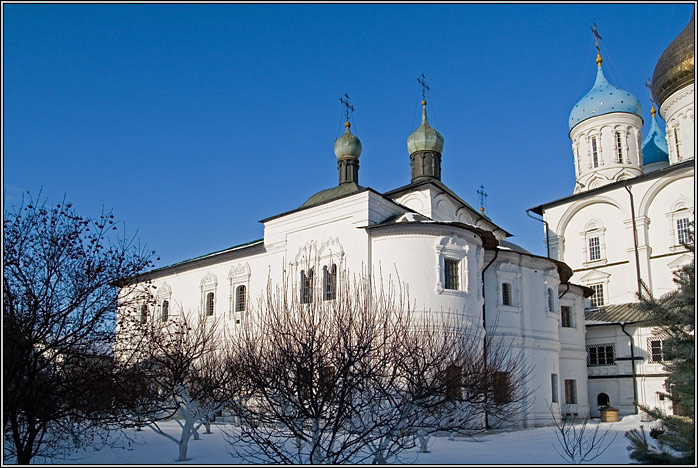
[585,303,651,325]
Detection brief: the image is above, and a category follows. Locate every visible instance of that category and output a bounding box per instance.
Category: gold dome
[651,13,695,110]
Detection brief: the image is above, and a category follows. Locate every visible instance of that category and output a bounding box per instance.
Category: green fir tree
[625,227,694,464]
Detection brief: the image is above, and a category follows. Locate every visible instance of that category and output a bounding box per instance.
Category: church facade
[118,15,694,428]
[529,14,694,418]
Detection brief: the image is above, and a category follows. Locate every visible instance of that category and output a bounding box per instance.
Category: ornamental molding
[660,83,694,119]
[200,272,218,289]
[228,262,251,280]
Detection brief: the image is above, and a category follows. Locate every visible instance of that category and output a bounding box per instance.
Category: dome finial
[592,23,603,65]
[335,94,361,185]
[646,78,657,117]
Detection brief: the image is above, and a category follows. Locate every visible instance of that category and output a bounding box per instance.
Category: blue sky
[4,3,694,267]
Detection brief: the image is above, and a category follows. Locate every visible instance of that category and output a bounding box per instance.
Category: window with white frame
[615,131,623,163]
[589,283,604,308]
[591,136,599,168]
[588,236,601,261]
[228,262,251,321]
[157,282,172,323]
[564,379,577,404]
[647,337,666,363]
[587,344,615,366]
[200,272,218,319]
[547,287,555,313]
[677,217,691,245]
[673,128,681,160]
[582,220,606,265]
[561,306,573,328]
[435,236,469,294]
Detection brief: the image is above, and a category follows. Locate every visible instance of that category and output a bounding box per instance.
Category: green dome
[407,101,444,154]
[334,122,362,159]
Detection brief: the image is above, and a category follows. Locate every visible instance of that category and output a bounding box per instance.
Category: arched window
[502,282,511,306]
[323,264,337,300]
[547,288,554,313]
[300,269,314,304]
[597,393,610,406]
[205,292,215,316]
[236,285,246,312]
[161,300,169,322]
[139,304,148,324]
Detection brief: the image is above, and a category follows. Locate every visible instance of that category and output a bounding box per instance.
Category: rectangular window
[205,292,215,316]
[551,374,559,403]
[502,282,511,306]
[677,218,690,245]
[588,236,601,261]
[615,131,623,163]
[561,306,573,328]
[673,129,681,160]
[591,136,599,167]
[649,339,664,363]
[493,371,512,404]
[445,364,463,401]
[444,259,459,290]
[590,284,604,308]
[564,379,577,404]
[587,344,615,366]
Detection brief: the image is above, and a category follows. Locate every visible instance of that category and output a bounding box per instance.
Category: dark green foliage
[625,228,694,464]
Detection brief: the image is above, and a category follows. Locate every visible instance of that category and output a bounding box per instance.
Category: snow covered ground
[38,415,643,465]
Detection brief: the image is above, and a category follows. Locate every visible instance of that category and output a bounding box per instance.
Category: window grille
[615,131,623,163]
[547,288,555,312]
[502,282,511,306]
[205,292,215,316]
[444,259,459,290]
[551,374,559,403]
[300,269,314,304]
[647,338,665,363]
[674,129,681,160]
[561,306,573,328]
[587,344,615,366]
[236,285,246,312]
[323,264,337,300]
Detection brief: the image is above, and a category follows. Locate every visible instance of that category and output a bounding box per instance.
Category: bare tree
[3,193,154,464]
[549,405,617,463]
[222,260,532,464]
[116,304,236,462]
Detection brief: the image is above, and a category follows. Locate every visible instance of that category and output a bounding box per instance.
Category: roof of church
[299,182,365,209]
[383,178,513,237]
[528,159,694,215]
[651,13,695,110]
[585,303,651,325]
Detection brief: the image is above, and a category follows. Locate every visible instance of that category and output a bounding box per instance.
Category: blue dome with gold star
[569,59,642,131]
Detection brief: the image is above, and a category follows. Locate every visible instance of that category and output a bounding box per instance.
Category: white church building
[529,14,694,418]
[119,14,694,428]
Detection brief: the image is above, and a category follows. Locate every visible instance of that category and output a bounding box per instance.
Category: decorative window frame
[588,133,602,168]
[665,199,693,252]
[156,282,172,322]
[647,335,669,363]
[496,262,520,313]
[435,236,470,296]
[581,219,607,267]
[292,238,345,304]
[228,263,250,324]
[200,272,218,318]
[580,269,610,309]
